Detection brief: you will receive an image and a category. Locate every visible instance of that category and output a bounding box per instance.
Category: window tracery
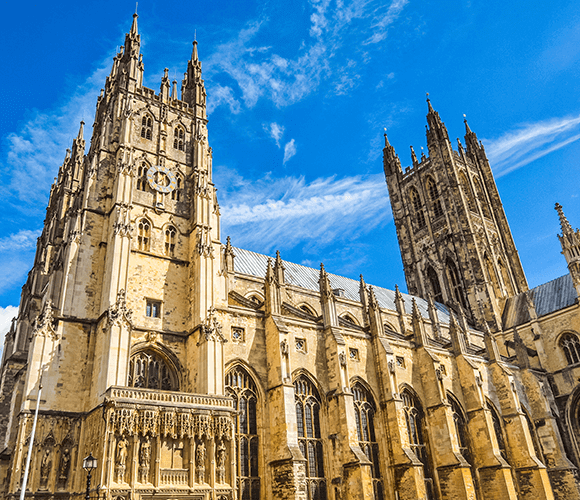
[128,350,176,391]
[410,187,426,229]
[164,226,176,257]
[174,127,185,151]
[446,259,467,309]
[226,367,260,500]
[171,175,183,201]
[352,383,384,500]
[141,115,153,140]
[561,332,580,365]
[295,376,326,500]
[473,178,491,219]
[488,402,508,462]
[427,266,443,303]
[459,172,475,212]
[137,163,149,191]
[402,390,434,500]
[138,219,151,252]
[426,177,443,219]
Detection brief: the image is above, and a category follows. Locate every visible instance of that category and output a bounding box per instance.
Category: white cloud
[205,0,408,111]
[264,122,285,147]
[483,114,580,177]
[283,139,297,163]
[218,170,390,252]
[0,229,41,252]
[0,306,18,357]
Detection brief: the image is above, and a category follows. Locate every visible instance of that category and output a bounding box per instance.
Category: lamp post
[82,453,98,500]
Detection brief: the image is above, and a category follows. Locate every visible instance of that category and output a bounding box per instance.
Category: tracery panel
[128,350,176,391]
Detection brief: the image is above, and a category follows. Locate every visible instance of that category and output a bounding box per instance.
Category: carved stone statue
[138,438,151,483]
[195,441,206,483]
[115,437,128,482]
[39,449,52,489]
[216,440,226,484]
[57,448,71,486]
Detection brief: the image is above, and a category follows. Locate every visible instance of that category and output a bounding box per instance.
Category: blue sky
[1,0,580,335]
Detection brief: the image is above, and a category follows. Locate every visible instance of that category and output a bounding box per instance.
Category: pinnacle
[130,12,139,36]
[383,128,391,148]
[555,202,574,235]
[192,40,199,61]
[77,121,85,140]
[426,93,434,114]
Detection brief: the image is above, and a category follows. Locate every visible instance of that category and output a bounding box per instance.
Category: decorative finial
[383,127,390,147]
[555,202,574,235]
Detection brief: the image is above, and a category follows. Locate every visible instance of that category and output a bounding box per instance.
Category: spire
[224,236,235,273]
[77,120,84,140]
[182,39,206,111]
[192,40,199,62]
[425,95,449,147]
[555,203,573,236]
[171,80,178,100]
[426,93,434,113]
[359,275,369,326]
[130,12,138,37]
[274,250,285,285]
[463,113,480,154]
[319,263,338,327]
[382,128,401,177]
[410,145,418,167]
[463,115,472,134]
[384,129,391,148]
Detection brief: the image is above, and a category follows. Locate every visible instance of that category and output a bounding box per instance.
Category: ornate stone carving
[198,307,226,344]
[33,300,58,339]
[107,289,133,327]
[195,440,206,483]
[216,440,226,484]
[138,437,151,483]
[39,448,52,489]
[57,447,71,487]
[213,416,233,441]
[161,412,176,439]
[115,437,129,483]
[193,415,212,439]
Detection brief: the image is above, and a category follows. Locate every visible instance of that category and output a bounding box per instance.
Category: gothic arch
[292,368,326,401]
[128,343,181,391]
[140,112,154,140]
[486,399,509,463]
[497,257,514,297]
[136,217,152,252]
[225,359,266,401]
[162,223,177,257]
[297,303,317,317]
[136,160,151,192]
[349,376,379,406]
[565,383,580,466]
[445,257,467,310]
[458,170,475,212]
[425,176,443,219]
[339,312,359,326]
[408,186,426,229]
[557,331,580,365]
[425,264,443,303]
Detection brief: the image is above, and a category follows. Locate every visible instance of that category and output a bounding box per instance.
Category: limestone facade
[0,13,580,500]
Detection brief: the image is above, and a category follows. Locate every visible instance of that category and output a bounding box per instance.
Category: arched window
[173,126,185,151]
[484,253,500,293]
[426,177,443,219]
[473,178,491,219]
[352,383,384,500]
[340,313,359,326]
[141,115,153,140]
[459,172,475,212]
[402,390,434,500]
[488,402,508,462]
[299,304,316,317]
[427,266,443,303]
[449,396,472,464]
[164,226,176,257]
[410,187,426,229]
[128,350,177,390]
[138,219,151,252]
[226,367,260,500]
[171,175,183,201]
[560,333,580,365]
[137,162,149,191]
[295,376,326,500]
[497,259,514,297]
[446,259,467,309]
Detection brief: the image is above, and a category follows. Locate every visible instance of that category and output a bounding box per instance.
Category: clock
[146,165,177,194]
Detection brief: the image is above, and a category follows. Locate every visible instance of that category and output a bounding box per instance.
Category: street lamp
[83,453,98,500]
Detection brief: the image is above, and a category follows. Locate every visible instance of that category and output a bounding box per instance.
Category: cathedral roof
[502,273,578,329]
[232,246,453,325]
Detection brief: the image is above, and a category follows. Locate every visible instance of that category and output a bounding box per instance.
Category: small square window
[232,327,245,343]
[396,356,406,368]
[146,300,161,318]
[295,338,307,353]
[349,348,359,361]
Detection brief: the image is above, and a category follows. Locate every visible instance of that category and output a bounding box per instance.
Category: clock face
[146,165,177,194]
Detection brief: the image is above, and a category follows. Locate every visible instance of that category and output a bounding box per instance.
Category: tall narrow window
[426,177,443,219]
[459,172,475,212]
[226,367,260,500]
[473,178,491,219]
[164,226,176,257]
[427,266,443,303]
[488,402,508,462]
[560,333,580,365]
[128,350,176,390]
[410,187,426,229]
[174,127,185,151]
[402,391,434,500]
[137,163,149,191]
[447,259,467,309]
[138,219,151,252]
[353,384,384,500]
[171,175,182,201]
[295,377,326,500]
[141,115,153,140]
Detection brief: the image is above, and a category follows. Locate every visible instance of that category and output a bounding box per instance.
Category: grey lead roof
[232,246,453,325]
[502,274,578,329]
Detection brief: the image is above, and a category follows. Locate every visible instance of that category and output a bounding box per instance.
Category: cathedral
[2,13,580,500]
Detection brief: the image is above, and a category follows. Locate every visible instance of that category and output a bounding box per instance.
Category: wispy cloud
[0,306,18,359]
[205,0,408,111]
[264,122,285,147]
[0,229,40,252]
[484,114,580,177]
[217,169,390,252]
[283,139,297,163]
[2,57,111,205]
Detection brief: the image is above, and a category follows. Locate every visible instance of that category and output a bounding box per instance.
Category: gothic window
[410,187,426,229]
[352,383,384,500]
[171,175,183,201]
[473,178,491,219]
[459,172,475,212]
[560,332,580,365]
[446,259,467,309]
[299,304,316,317]
[137,163,149,191]
[426,177,444,219]
[226,367,260,500]
[402,390,434,500]
[295,376,327,500]
[449,396,472,465]
[138,219,151,252]
[497,259,514,297]
[141,115,153,140]
[488,402,508,462]
[164,226,176,257]
[484,253,500,293]
[427,266,443,303]
[128,350,176,391]
[173,127,185,151]
[523,411,544,465]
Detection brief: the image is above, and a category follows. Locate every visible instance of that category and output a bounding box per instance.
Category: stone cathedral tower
[0,14,235,499]
[383,98,528,330]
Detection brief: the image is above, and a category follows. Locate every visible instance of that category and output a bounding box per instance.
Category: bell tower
[383,98,528,330]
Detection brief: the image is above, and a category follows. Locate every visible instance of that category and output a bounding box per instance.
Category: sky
[1,0,580,339]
